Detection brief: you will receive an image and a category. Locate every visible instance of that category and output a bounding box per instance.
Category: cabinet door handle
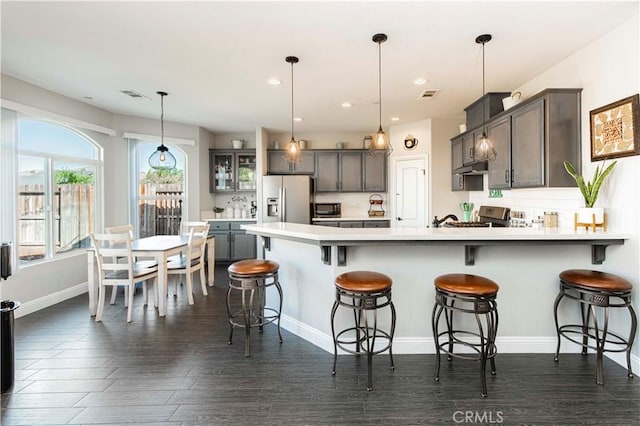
[459,175,463,187]
[397,217,403,221]
[469,147,474,159]
[511,169,515,182]
[504,170,509,183]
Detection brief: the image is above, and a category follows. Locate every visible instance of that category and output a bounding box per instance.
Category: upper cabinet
[487,89,581,189]
[209,150,256,193]
[267,150,316,175]
[315,150,387,193]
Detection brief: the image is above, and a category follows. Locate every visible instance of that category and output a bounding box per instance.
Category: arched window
[17,119,100,263]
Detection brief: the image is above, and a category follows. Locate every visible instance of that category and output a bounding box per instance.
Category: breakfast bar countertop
[242,222,629,266]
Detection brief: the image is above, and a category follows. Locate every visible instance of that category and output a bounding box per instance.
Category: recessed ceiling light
[414,78,427,85]
[268,78,282,85]
[341,102,352,108]
[294,117,303,122]
[391,117,400,121]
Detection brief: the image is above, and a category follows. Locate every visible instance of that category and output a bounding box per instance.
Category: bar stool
[226,259,283,357]
[331,271,396,391]
[432,273,499,397]
[554,269,637,385]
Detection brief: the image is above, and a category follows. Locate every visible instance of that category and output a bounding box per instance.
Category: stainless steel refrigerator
[262,175,312,224]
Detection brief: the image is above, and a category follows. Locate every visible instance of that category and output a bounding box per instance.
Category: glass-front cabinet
[209,150,256,192]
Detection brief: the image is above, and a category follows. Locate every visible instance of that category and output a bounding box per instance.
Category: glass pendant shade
[370,125,391,156]
[369,33,392,156]
[475,131,497,161]
[285,136,302,163]
[285,56,303,164]
[149,91,176,170]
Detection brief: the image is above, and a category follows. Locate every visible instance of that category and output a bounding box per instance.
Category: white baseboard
[280,316,640,373]
[13,283,87,319]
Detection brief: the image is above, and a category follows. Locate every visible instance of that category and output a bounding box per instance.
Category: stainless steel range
[444,205,511,228]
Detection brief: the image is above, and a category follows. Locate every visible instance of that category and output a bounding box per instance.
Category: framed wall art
[590,94,639,161]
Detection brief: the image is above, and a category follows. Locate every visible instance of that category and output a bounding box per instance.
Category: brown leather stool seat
[434,273,499,296]
[331,270,396,391]
[226,259,283,357]
[554,269,637,385]
[432,273,499,397]
[335,271,392,293]
[228,259,279,276]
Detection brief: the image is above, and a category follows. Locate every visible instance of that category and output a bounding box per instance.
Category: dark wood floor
[2,266,639,425]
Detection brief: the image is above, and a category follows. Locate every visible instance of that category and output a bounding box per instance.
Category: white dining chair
[167,224,209,304]
[106,224,158,306]
[90,232,159,322]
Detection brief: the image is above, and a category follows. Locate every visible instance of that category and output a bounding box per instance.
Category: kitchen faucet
[432,214,459,228]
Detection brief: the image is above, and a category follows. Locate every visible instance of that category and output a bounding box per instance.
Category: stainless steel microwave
[314,203,341,218]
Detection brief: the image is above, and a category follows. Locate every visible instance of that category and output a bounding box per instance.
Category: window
[17,119,99,263]
[130,141,185,238]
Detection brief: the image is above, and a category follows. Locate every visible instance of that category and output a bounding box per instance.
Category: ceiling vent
[418,89,439,100]
[120,89,146,98]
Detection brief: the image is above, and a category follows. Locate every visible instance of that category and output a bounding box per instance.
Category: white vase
[576,207,604,224]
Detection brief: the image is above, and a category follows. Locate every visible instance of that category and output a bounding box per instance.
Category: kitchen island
[242,222,634,368]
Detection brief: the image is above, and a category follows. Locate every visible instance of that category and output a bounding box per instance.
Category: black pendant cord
[160,93,165,147]
[378,39,382,131]
[290,59,294,139]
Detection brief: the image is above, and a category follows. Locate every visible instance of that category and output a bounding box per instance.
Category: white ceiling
[1,1,637,135]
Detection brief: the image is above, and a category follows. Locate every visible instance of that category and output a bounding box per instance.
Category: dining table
[87,234,216,317]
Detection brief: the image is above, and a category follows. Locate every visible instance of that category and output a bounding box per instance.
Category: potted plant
[213,206,225,219]
[563,160,616,225]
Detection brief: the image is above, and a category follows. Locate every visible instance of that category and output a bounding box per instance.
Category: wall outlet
[489,189,503,198]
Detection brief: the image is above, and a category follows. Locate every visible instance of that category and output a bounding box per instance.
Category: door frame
[392,154,429,228]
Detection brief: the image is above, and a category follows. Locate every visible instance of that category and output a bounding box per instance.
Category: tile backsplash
[468,179,582,229]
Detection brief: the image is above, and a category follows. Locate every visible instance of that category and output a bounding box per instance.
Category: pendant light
[369,33,392,156]
[474,34,497,161]
[148,91,177,170]
[284,56,302,163]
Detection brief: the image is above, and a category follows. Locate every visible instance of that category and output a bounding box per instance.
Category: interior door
[395,156,427,228]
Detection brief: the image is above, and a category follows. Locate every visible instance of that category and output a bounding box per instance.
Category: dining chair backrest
[105,224,135,241]
[90,232,135,279]
[186,225,209,263]
[180,221,209,236]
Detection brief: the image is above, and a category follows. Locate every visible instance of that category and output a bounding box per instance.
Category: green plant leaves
[563,160,616,208]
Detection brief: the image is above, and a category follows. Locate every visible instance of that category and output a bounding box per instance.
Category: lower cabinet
[208,221,257,261]
[313,220,390,228]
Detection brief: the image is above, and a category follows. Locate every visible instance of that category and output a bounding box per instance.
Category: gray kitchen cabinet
[315,150,387,193]
[451,137,464,170]
[231,231,257,260]
[363,154,387,192]
[450,132,485,191]
[339,152,363,191]
[487,89,581,190]
[313,220,390,228]
[363,220,390,228]
[487,115,512,189]
[315,152,340,192]
[339,221,363,228]
[267,150,315,174]
[209,150,256,193]
[208,221,256,261]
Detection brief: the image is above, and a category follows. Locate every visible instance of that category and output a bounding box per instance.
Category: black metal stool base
[554,281,637,385]
[226,269,283,357]
[432,289,498,397]
[331,287,396,391]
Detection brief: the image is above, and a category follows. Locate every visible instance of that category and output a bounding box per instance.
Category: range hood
[455,161,488,175]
